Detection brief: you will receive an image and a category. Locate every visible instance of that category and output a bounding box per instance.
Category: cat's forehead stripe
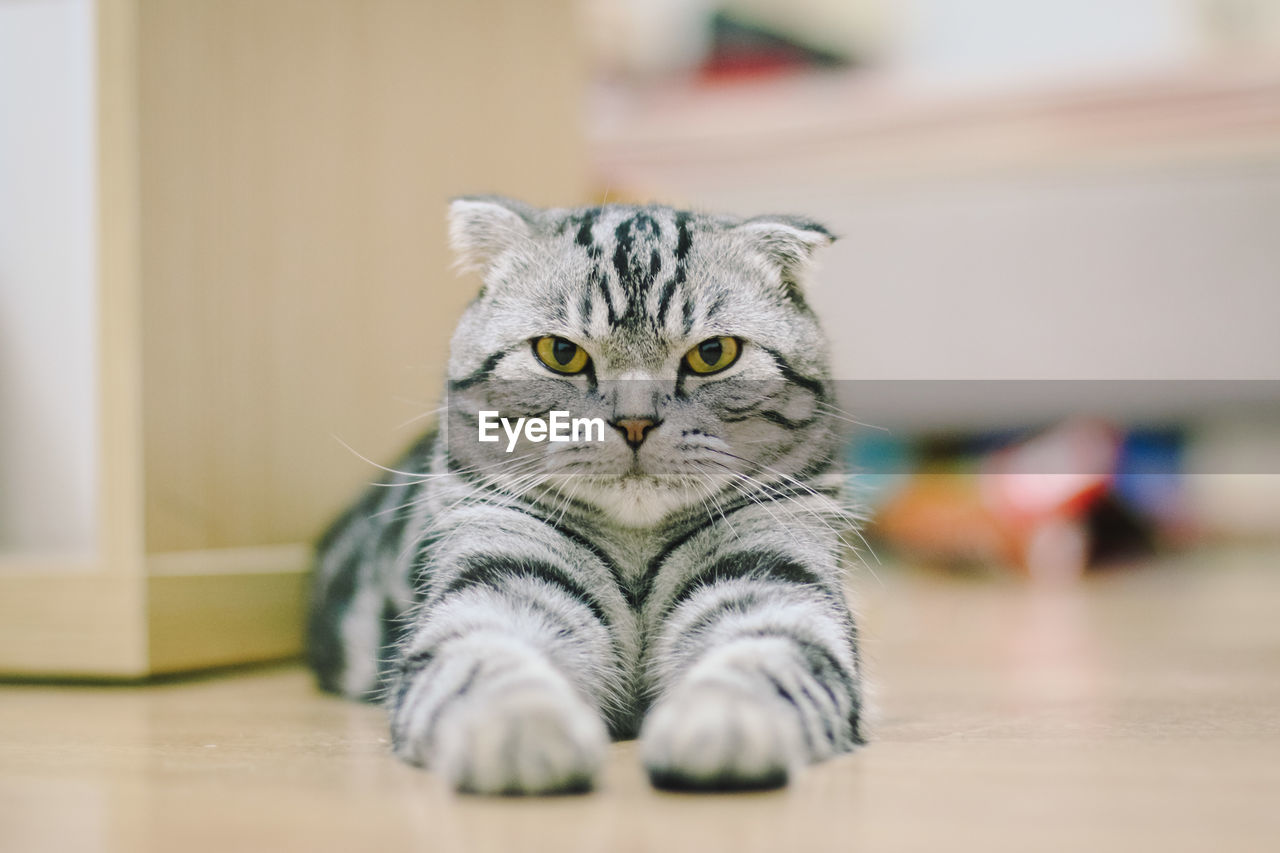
[571,205,695,337]
[611,213,662,302]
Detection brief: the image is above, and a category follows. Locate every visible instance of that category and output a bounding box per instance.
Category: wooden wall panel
[137,0,589,552]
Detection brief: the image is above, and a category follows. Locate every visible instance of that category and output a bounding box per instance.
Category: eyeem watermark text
[478,411,607,452]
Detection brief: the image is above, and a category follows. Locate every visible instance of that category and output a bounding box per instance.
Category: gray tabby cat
[307,197,864,794]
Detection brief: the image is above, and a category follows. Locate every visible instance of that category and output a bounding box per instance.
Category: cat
[306,196,864,794]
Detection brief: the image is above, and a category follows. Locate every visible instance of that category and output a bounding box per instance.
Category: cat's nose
[611,417,658,450]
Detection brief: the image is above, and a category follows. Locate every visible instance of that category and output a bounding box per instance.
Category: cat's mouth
[599,467,663,488]
[561,469,709,527]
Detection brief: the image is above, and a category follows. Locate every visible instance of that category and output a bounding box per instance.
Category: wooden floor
[2,545,1278,853]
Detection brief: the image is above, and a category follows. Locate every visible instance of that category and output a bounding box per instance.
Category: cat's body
[307,198,864,793]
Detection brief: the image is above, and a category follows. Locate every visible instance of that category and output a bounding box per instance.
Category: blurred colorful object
[699,12,851,82]
[866,420,1161,581]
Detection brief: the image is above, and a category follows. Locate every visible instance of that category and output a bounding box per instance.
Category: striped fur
[307,198,864,793]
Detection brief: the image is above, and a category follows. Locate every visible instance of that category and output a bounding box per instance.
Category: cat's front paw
[432,683,609,795]
[640,681,806,791]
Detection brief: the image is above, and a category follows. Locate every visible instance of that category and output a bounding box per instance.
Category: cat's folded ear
[734,215,836,290]
[447,195,539,276]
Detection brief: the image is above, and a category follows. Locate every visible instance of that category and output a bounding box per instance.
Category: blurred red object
[876,421,1120,581]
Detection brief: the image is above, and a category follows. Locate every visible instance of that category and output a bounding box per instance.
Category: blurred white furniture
[591,65,1280,429]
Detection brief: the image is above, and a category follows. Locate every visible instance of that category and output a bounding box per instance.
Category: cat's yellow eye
[534,336,590,374]
[684,336,740,375]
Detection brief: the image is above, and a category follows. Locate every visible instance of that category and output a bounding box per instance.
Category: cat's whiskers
[705,458,884,588]
[391,402,449,432]
[371,454,547,521]
[391,457,551,569]
[685,465,746,549]
[813,400,891,434]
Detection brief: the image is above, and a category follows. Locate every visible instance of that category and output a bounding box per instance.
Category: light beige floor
[2,546,1279,853]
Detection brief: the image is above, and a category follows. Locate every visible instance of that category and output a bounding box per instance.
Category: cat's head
[443,196,841,527]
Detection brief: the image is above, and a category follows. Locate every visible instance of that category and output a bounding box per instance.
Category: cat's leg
[640,518,863,790]
[389,508,631,794]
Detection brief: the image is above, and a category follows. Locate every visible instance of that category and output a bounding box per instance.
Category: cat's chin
[571,474,708,528]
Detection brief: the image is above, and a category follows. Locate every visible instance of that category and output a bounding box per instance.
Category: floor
[2,546,1278,853]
